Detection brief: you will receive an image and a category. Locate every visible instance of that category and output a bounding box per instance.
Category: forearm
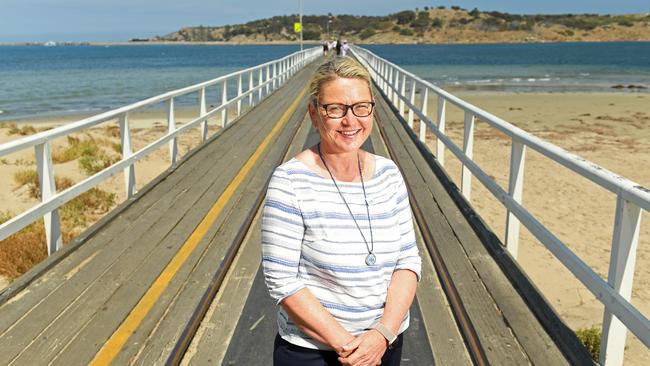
[380,269,418,335]
[281,288,354,349]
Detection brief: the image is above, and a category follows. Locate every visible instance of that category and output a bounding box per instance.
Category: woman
[262,57,421,366]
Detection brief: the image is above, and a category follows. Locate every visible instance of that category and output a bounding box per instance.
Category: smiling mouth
[338,129,361,138]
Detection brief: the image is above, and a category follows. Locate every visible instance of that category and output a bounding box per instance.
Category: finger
[343,337,363,351]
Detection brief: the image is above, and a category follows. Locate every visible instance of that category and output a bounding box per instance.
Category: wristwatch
[371,321,397,346]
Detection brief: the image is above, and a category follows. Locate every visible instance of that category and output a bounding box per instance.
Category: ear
[308,102,319,129]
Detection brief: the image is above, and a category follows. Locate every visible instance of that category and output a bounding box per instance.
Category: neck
[318,144,363,181]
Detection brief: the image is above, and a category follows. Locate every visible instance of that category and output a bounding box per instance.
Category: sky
[1,0,648,42]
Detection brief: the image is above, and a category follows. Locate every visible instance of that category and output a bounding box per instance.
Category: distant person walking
[341,40,349,57]
[322,40,329,55]
[335,39,342,56]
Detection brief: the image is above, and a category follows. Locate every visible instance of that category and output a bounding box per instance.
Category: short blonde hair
[308,57,372,103]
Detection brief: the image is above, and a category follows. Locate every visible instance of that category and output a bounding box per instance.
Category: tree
[394,10,416,25]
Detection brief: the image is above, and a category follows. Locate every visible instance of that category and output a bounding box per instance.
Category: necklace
[317,144,376,266]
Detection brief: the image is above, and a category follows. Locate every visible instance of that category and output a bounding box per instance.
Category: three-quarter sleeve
[393,172,422,281]
[261,167,306,304]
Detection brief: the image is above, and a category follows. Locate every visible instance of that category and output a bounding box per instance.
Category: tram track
[164,107,310,366]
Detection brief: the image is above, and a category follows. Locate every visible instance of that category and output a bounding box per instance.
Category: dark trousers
[273,333,403,366]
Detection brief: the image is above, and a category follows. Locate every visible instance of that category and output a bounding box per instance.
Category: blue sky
[1,0,648,42]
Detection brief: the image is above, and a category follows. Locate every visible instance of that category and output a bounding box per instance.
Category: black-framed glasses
[318,101,375,118]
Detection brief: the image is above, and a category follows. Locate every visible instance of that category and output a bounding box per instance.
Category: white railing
[351,46,649,366]
[0,47,321,256]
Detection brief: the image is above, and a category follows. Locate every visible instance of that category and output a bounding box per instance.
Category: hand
[338,330,387,366]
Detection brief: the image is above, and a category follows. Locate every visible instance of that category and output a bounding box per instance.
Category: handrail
[351,45,648,366]
[0,47,321,256]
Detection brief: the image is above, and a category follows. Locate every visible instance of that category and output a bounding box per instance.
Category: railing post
[119,113,136,198]
[266,65,270,95]
[436,97,446,165]
[258,67,264,101]
[167,97,178,167]
[392,70,399,106]
[199,87,208,142]
[600,197,642,366]
[237,74,243,117]
[35,142,62,255]
[381,63,387,91]
[461,111,475,199]
[505,141,526,258]
[399,73,406,117]
[272,63,277,90]
[248,71,254,107]
[419,87,428,143]
[407,80,416,129]
[221,79,228,127]
[387,67,394,103]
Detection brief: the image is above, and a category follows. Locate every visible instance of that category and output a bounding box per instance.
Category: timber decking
[0,55,592,366]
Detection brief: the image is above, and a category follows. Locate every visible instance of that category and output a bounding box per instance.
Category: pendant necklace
[317,144,376,266]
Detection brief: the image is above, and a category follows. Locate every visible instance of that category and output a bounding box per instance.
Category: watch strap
[371,321,397,346]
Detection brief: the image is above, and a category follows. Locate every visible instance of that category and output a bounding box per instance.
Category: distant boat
[43,41,57,47]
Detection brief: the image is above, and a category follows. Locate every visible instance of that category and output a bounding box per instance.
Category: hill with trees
[142,6,650,44]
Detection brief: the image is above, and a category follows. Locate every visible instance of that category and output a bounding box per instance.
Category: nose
[340,106,356,124]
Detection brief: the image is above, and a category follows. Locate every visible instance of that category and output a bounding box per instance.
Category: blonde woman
[262,57,421,366]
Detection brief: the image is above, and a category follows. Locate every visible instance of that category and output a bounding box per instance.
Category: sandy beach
[416,91,649,364]
[0,92,648,363]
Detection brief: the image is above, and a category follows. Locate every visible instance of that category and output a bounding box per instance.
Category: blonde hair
[308,57,373,104]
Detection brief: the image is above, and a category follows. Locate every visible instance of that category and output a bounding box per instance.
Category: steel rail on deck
[351,45,649,366]
[0,47,321,256]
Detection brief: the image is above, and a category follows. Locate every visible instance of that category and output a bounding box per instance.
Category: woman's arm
[262,168,353,350]
[281,289,355,350]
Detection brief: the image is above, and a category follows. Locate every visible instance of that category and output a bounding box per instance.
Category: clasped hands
[334,329,388,366]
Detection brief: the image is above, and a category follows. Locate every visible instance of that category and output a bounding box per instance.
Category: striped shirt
[261,155,421,350]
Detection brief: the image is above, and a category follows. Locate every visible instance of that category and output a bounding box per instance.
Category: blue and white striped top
[261,155,422,350]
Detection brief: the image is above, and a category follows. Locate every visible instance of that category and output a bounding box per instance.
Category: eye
[327,104,346,114]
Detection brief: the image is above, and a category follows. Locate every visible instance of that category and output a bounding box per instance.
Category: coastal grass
[52,135,120,175]
[13,169,74,199]
[575,326,601,361]
[0,183,116,279]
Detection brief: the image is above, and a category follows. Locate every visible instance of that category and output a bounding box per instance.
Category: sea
[1,42,649,121]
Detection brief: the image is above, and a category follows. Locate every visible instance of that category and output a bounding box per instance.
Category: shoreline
[2,90,648,125]
[2,39,650,47]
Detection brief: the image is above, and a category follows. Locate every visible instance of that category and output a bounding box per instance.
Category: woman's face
[309,77,373,155]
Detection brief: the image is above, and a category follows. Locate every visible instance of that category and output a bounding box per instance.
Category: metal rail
[351,45,649,366]
[0,47,321,255]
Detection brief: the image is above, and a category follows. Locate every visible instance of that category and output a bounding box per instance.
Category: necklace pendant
[365,253,376,266]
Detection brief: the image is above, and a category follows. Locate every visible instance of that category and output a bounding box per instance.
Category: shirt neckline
[290,155,379,184]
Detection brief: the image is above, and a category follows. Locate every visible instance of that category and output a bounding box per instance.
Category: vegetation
[151,7,650,44]
[1,184,116,279]
[51,135,119,175]
[575,326,601,361]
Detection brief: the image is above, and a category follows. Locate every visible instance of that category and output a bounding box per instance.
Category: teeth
[340,130,358,136]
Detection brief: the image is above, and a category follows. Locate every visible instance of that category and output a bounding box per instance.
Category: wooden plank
[375,89,585,365]
[5,109,281,365]
[0,64,314,365]
[0,90,280,335]
[374,95,531,365]
[47,65,318,365]
[383,95,594,366]
[118,95,311,366]
[371,108,470,364]
[186,114,313,366]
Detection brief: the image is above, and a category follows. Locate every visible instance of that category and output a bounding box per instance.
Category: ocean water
[1,42,649,121]
[366,42,650,93]
[0,44,301,121]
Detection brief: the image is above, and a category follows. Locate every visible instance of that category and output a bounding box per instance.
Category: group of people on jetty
[322,39,349,57]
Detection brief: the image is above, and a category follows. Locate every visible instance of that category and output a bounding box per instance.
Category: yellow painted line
[90,86,308,366]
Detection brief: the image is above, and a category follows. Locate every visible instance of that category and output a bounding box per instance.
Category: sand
[414,91,649,364]
[0,92,648,363]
